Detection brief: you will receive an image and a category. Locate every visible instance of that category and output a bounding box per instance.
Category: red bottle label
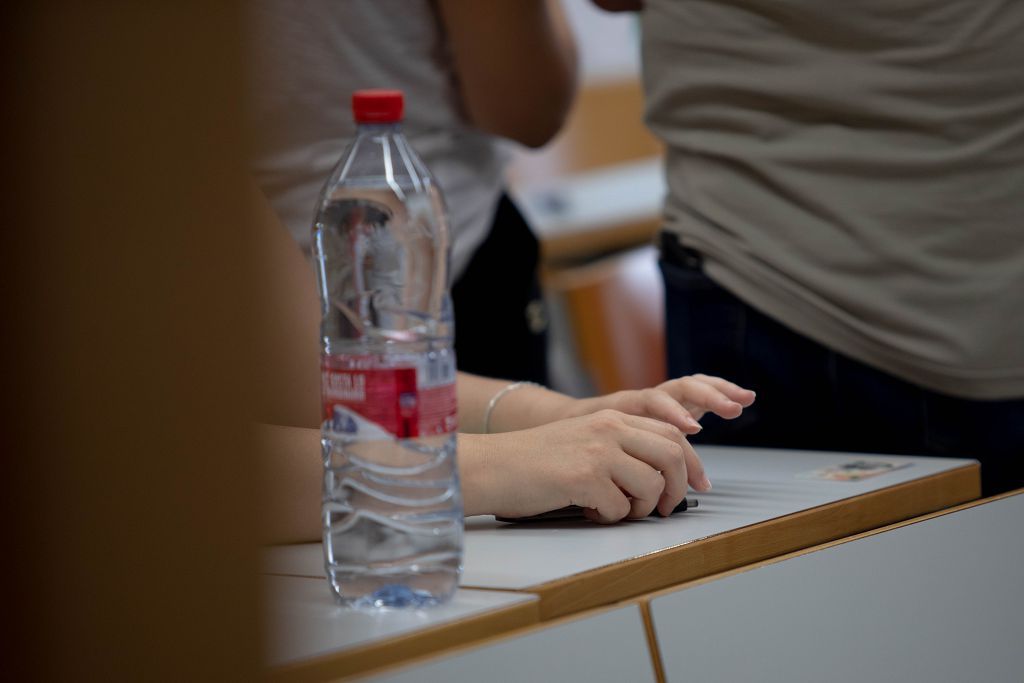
[321,354,457,439]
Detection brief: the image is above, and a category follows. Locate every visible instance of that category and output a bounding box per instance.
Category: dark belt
[659,232,704,270]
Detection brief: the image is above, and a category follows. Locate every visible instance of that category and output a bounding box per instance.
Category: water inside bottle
[322,427,462,608]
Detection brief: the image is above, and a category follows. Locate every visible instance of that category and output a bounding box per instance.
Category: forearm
[437,0,578,147]
[456,371,575,433]
[254,422,322,544]
[458,433,495,516]
[251,184,322,429]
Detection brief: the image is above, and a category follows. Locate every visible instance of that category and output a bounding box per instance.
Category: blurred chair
[544,246,665,394]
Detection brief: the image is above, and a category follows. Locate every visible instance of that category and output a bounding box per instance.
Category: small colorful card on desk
[799,459,912,482]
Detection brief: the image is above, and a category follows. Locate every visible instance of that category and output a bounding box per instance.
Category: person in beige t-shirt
[597,0,1024,495]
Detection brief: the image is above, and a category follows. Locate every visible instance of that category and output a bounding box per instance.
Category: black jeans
[452,194,549,386]
[660,234,1024,497]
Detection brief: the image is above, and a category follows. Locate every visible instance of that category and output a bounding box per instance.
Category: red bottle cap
[352,90,404,124]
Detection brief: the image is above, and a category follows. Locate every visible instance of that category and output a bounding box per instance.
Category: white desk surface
[360,604,655,683]
[650,491,1024,683]
[265,446,975,590]
[264,576,536,668]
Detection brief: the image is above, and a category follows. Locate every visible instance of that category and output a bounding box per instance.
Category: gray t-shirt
[643,0,1024,399]
[249,0,508,282]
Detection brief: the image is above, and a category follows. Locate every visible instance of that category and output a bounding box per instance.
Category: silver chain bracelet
[483,381,541,434]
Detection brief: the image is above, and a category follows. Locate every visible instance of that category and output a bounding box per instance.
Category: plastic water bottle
[311,90,462,608]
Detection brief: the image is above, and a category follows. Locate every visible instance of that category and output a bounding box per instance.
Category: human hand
[555,374,755,437]
[460,409,703,523]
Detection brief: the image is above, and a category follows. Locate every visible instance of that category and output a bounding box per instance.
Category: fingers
[578,479,631,524]
[612,414,689,515]
[616,413,712,496]
[560,410,715,523]
[691,374,757,407]
[679,436,711,493]
[657,375,754,420]
[595,411,711,515]
[608,450,666,518]
[627,388,703,435]
[597,389,701,435]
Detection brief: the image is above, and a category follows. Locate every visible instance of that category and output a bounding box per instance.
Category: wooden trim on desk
[265,599,539,683]
[499,463,979,621]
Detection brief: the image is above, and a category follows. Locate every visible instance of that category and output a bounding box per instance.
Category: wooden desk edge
[264,598,540,683]
[499,463,980,621]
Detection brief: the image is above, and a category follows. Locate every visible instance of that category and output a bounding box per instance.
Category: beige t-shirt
[642,0,1024,399]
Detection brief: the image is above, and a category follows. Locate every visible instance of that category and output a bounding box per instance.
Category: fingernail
[700,476,712,491]
[687,418,702,432]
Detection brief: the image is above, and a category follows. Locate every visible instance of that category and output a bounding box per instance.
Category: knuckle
[592,410,622,432]
[571,455,596,478]
[636,471,665,500]
[667,440,686,462]
[581,439,608,460]
[663,423,685,443]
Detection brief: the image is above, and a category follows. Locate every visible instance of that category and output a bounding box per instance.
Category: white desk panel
[514,157,663,240]
[265,576,536,667]
[361,604,655,683]
[651,492,1024,683]
[265,446,975,589]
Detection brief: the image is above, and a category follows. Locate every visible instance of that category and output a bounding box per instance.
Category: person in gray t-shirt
[597,0,1024,495]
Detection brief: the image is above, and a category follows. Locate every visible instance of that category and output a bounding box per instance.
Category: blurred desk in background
[513,157,664,266]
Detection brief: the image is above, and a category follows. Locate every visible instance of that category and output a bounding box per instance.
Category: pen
[497,497,698,523]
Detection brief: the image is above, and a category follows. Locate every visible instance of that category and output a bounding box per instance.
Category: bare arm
[437,0,578,147]
[250,187,322,543]
[455,372,575,433]
[250,185,321,430]
[256,423,322,544]
[463,373,755,437]
[458,373,756,520]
